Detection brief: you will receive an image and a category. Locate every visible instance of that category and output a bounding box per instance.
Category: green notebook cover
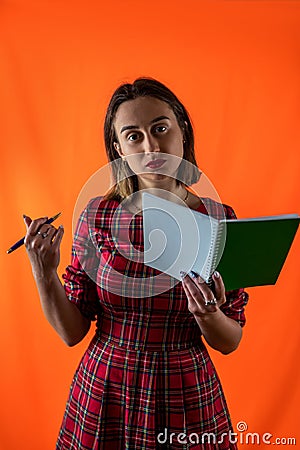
[216,215,300,291]
[142,193,299,292]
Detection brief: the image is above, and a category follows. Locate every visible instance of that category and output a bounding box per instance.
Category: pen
[6,212,62,254]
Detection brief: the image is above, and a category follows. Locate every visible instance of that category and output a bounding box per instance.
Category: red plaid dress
[56,196,249,450]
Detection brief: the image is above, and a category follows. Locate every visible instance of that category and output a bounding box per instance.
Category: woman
[24,78,249,449]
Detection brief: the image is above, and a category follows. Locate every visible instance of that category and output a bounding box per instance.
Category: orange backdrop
[1,1,300,449]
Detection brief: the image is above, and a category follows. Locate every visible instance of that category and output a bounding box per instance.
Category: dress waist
[95,311,203,352]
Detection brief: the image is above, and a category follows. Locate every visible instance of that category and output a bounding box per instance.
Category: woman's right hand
[23,215,64,279]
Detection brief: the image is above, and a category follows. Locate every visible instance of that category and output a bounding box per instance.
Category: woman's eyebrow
[120,116,170,134]
[150,115,170,124]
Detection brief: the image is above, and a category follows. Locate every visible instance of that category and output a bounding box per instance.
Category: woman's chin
[138,172,169,182]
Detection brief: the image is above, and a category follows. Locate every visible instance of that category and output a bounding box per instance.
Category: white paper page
[224,213,299,222]
[142,193,218,281]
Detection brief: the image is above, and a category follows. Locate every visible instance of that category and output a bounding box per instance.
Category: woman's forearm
[194,308,242,354]
[34,270,91,346]
[23,216,90,346]
[181,272,243,354]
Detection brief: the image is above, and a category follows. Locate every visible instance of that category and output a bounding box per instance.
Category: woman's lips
[146,159,167,169]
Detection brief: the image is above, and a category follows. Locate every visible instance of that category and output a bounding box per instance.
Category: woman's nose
[143,134,160,153]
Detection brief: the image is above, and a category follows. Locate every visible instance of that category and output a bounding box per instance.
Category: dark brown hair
[104,77,200,200]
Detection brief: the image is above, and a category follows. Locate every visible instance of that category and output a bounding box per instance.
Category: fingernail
[189,270,198,279]
[214,271,220,278]
[180,271,186,278]
[59,224,64,229]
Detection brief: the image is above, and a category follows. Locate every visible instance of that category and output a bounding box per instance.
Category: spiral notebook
[142,193,300,291]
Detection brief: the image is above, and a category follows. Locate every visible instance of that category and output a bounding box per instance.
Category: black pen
[6,212,62,254]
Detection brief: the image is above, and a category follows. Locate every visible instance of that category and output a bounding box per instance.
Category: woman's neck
[137,176,186,200]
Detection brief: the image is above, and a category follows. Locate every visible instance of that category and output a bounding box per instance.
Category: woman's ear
[113,141,122,156]
[181,121,188,136]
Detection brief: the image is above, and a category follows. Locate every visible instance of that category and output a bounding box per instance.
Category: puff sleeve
[62,204,100,321]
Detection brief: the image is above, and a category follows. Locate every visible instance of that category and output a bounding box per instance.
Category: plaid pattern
[57,196,249,450]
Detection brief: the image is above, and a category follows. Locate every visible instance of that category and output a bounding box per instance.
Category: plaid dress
[56,196,249,450]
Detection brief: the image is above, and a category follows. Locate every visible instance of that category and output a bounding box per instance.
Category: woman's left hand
[181,271,226,317]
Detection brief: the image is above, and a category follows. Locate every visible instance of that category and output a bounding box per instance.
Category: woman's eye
[155,125,167,133]
[128,133,139,141]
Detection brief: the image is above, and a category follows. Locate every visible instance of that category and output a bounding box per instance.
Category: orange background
[1,1,300,449]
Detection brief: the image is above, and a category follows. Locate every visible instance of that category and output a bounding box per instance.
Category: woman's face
[113,96,184,183]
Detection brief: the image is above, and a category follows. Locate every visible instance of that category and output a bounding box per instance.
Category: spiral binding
[203,220,224,284]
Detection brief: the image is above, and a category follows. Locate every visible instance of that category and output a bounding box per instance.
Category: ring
[204,297,217,306]
[37,231,49,239]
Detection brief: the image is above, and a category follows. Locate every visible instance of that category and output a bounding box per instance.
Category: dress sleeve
[219,204,249,327]
[62,204,100,321]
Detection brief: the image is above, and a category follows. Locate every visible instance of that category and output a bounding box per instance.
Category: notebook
[142,193,300,291]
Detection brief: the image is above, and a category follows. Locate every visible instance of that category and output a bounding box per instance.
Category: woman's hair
[104,77,201,200]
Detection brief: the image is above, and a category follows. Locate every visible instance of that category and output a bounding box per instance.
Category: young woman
[24,78,249,449]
